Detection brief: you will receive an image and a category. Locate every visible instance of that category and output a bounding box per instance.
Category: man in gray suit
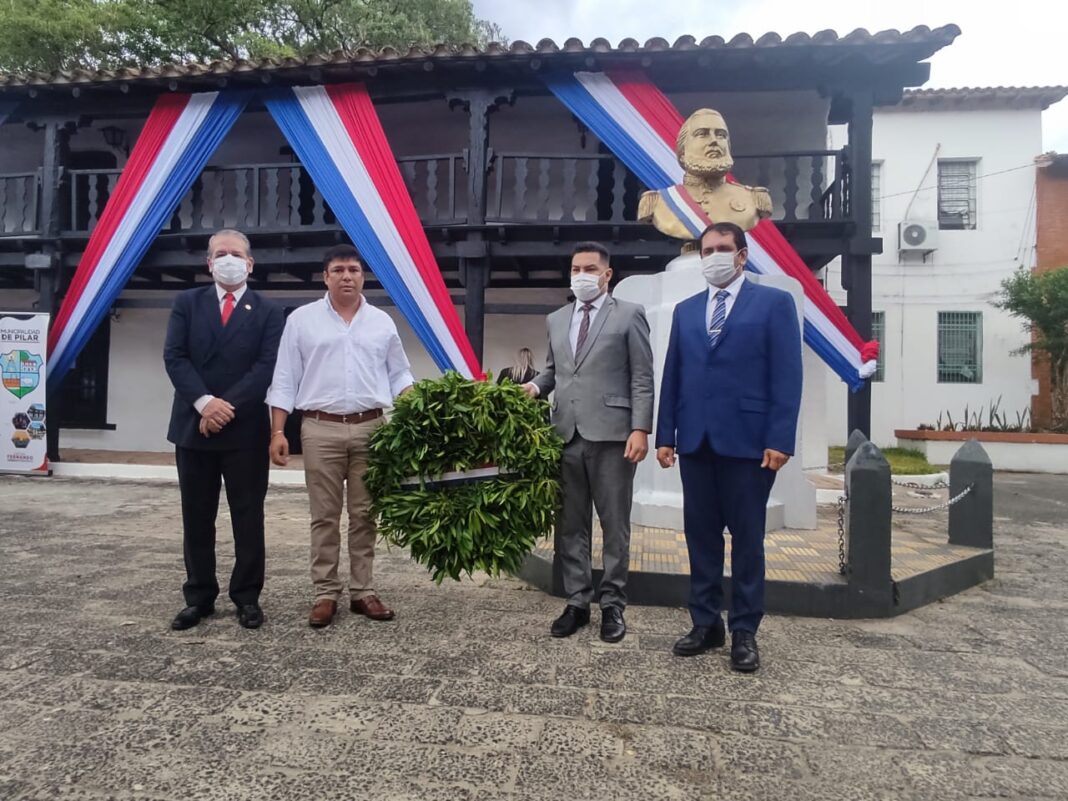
[524,242,654,642]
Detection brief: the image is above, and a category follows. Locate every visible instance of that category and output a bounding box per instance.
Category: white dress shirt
[193,283,249,413]
[266,293,414,414]
[705,271,747,334]
[569,290,609,356]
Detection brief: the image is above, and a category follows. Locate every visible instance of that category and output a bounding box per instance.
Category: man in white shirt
[164,229,284,631]
[267,244,414,628]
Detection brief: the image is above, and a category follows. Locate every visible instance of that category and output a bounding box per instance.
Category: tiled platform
[530,517,983,585]
[520,485,994,618]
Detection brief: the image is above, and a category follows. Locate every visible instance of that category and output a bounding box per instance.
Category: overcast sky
[472,0,1068,152]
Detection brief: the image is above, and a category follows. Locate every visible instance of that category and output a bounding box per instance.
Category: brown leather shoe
[350,595,395,621]
[308,599,338,628]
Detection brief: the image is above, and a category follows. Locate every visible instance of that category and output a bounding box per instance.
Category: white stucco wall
[825,106,1044,446]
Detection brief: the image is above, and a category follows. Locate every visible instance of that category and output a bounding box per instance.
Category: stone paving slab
[1,475,1067,800]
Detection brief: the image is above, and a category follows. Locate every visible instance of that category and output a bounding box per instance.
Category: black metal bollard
[846,441,893,610]
[948,439,994,550]
[844,429,869,469]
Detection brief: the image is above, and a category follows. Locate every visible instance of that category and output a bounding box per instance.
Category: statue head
[676,109,733,178]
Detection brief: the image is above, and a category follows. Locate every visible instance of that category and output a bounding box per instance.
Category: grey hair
[676,108,728,160]
[206,229,252,259]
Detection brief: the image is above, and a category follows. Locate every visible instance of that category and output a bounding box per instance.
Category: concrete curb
[50,461,307,487]
[816,488,844,505]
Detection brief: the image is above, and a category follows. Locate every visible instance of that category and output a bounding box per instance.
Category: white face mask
[211,254,249,287]
[701,252,739,287]
[570,272,604,303]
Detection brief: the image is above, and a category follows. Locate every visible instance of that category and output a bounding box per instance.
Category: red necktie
[221,292,235,326]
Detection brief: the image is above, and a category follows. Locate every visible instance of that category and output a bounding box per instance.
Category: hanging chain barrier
[890,476,949,491]
[891,483,973,515]
[836,492,847,575]
[835,480,973,574]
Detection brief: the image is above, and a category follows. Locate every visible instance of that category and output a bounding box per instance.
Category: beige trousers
[301,415,385,601]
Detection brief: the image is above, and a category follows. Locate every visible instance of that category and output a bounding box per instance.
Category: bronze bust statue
[638,108,772,239]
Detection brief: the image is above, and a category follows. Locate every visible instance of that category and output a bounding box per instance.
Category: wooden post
[845,89,875,440]
[449,89,513,365]
[37,120,73,462]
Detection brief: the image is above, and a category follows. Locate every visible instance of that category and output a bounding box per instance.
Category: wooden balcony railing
[0,172,38,236]
[0,148,850,239]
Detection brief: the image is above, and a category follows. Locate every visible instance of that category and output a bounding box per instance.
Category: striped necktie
[708,289,729,348]
[575,302,594,355]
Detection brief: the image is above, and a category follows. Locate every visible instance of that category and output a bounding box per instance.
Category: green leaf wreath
[366,371,563,583]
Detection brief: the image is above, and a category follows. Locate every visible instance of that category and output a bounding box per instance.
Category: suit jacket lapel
[711,279,756,352]
[204,285,224,338]
[575,296,613,369]
[549,306,575,371]
[692,291,710,346]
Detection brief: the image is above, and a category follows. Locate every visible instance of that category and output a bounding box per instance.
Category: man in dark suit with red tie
[656,221,802,672]
[164,229,284,631]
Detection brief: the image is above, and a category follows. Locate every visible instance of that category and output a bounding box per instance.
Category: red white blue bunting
[545,70,879,390]
[265,83,483,380]
[48,91,249,383]
[46,84,483,386]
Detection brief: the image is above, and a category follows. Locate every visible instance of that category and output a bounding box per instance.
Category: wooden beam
[844,88,875,440]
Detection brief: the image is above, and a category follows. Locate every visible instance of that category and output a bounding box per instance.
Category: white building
[826,86,1067,446]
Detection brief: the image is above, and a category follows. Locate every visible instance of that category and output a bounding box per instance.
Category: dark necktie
[221,292,235,326]
[575,302,594,355]
[708,289,729,347]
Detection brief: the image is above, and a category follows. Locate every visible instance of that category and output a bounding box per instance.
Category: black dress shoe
[171,605,214,631]
[600,606,626,643]
[550,605,590,638]
[237,604,264,629]
[672,618,726,656]
[730,630,760,672]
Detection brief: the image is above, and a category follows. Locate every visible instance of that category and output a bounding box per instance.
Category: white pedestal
[614,253,818,531]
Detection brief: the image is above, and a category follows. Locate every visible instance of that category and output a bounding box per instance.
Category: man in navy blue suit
[164,229,285,631]
[655,221,802,672]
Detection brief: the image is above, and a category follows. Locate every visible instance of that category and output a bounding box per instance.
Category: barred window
[871,311,885,382]
[937,160,977,230]
[871,162,882,231]
[937,312,983,384]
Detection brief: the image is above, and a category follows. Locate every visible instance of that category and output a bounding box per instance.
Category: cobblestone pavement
[0,474,1066,801]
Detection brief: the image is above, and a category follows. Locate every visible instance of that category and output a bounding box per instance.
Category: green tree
[995,266,1068,431]
[0,0,503,74]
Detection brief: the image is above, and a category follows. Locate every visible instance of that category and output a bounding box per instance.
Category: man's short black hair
[572,241,610,262]
[322,243,363,270]
[698,222,747,251]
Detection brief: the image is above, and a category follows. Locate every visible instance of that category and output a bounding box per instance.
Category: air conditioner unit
[898,220,938,254]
